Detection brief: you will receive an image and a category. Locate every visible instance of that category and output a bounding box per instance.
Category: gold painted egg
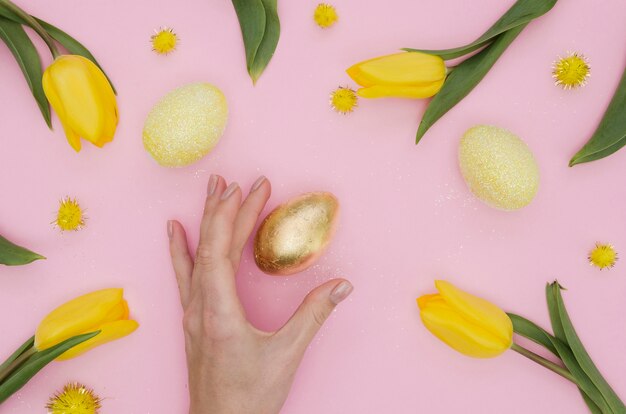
[143,82,228,167]
[459,125,539,210]
[254,192,339,276]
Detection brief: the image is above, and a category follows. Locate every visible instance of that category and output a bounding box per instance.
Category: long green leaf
[416,24,526,143]
[508,313,559,356]
[0,337,34,374]
[248,0,280,84]
[0,16,50,127]
[0,5,116,93]
[554,284,626,413]
[569,66,626,166]
[543,327,612,413]
[546,281,567,342]
[404,0,557,60]
[581,390,604,414]
[232,0,266,74]
[0,331,99,404]
[0,234,45,266]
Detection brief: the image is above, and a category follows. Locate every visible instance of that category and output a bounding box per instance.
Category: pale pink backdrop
[1,0,625,413]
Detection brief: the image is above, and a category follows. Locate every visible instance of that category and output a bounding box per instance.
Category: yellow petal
[420,301,510,358]
[44,56,107,144]
[83,56,118,143]
[43,66,81,152]
[35,288,124,350]
[347,52,445,87]
[435,280,512,347]
[416,294,443,310]
[357,79,444,99]
[56,319,139,360]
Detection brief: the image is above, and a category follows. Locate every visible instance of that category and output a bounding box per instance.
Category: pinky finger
[168,220,194,309]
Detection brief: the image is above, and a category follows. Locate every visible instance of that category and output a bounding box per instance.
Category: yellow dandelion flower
[314,3,338,28]
[46,382,101,414]
[151,27,178,55]
[54,197,85,231]
[588,243,618,270]
[552,52,590,89]
[330,87,358,114]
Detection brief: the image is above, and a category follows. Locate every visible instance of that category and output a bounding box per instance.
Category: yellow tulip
[346,52,446,99]
[417,280,513,358]
[35,288,138,360]
[42,55,118,152]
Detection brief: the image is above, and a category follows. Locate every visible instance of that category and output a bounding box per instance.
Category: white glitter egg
[143,83,228,167]
[459,125,539,210]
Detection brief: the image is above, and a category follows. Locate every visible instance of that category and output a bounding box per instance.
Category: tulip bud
[35,288,138,360]
[42,55,118,152]
[346,52,446,99]
[417,280,513,358]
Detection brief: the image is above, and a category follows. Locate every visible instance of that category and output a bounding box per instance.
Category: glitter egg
[254,192,339,276]
[459,125,539,210]
[143,83,228,167]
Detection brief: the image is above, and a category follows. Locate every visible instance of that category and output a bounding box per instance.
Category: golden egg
[459,125,539,210]
[254,192,339,276]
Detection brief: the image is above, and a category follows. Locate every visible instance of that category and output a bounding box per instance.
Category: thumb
[277,279,353,354]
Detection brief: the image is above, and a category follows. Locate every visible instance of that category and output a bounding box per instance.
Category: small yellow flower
[46,382,101,414]
[589,243,618,270]
[552,52,590,89]
[330,87,358,114]
[151,27,178,55]
[54,197,85,231]
[314,3,338,28]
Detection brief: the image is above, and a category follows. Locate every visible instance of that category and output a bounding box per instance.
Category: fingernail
[207,175,218,196]
[251,175,266,192]
[221,182,239,200]
[167,220,173,239]
[330,281,353,305]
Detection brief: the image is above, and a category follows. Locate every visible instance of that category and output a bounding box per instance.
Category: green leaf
[232,0,266,73]
[0,233,45,266]
[569,66,626,166]
[0,337,34,375]
[546,281,567,342]
[248,0,280,84]
[581,390,604,414]
[0,331,99,404]
[404,0,557,60]
[0,5,116,94]
[416,24,526,144]
[553,284,626,413]
[541,323,612,413]
[508,313,608,413]
[0,16,51,128]
[231,0,280,84]
[508,313,559,357]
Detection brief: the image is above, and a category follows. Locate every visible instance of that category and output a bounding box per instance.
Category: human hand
[168,175,353,414]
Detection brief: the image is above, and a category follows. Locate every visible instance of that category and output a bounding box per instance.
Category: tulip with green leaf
[417,281,625,413]
[347,0,558,144]
[0,289,138,404]
[0,0,117,151]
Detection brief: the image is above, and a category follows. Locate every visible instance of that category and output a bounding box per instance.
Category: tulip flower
[417,280,513,358]
[0,288,137,404]
[35,288,138,360]
[42,55,118,152]
[416,280,626,413]
[347,52,446,99]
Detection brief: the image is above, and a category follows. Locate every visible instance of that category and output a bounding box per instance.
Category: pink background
[1,0,625,412]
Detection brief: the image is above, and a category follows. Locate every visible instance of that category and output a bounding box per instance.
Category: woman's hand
[168,175,353,414]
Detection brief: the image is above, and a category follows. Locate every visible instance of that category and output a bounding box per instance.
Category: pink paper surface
[1,0,625,413]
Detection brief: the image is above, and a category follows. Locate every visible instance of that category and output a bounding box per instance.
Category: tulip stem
[511,343,576,383]
[0,0,60,57]
[0,346,36,384]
